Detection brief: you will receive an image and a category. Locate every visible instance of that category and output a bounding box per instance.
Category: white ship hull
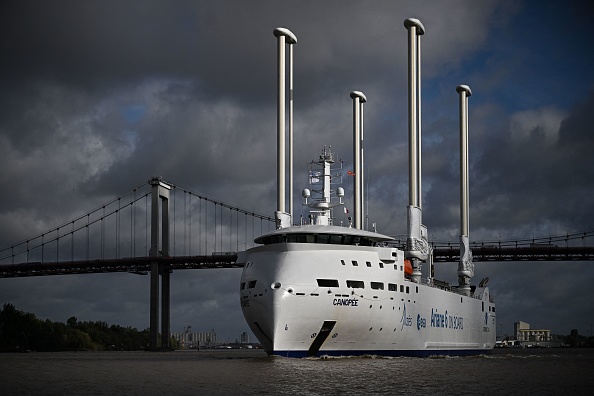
[239,229,496,357]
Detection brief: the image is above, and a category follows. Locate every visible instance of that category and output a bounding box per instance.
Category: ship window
[346,280,365,289]
[352,260,359,266]
[286,234,307,243]
[406,286,409,294]
[240,282,246,290]
[329,234,343,244]
[379,263,384,268]
[366,261,372,267]
[371,282,384,290]
[388,283,397,291]
[394,265,398,270]
[317,279,339,288]
[400,285,404,293]
[482,302,485,312]
[341,259,346,266]
[315,234,330,244]
[416,287,418,293]
[248,280,257,289]
[492,306,496,312]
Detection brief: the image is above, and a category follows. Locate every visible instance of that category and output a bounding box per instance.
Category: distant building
[239,331,249,344]
[515,321,551,343]
[171,326,217,349]
[511,321,560,347]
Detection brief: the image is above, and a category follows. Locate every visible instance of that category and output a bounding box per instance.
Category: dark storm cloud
[2,1,200,87]
[469,91,594,236]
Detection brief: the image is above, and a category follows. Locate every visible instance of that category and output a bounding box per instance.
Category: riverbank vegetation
[0,303,176,352]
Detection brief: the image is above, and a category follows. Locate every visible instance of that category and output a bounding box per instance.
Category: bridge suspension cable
[0,179,275,266]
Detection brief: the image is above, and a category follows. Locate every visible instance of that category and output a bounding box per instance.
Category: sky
[1,0,594,342]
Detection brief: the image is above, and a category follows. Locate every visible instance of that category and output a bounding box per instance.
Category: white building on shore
[171,326,217,349]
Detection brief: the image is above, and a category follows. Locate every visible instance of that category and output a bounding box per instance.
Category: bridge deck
[432,246,594,262]
[0,255,239,278]
[2,246,594,278]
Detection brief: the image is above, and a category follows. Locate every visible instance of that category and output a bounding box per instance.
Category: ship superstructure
[238,19,496,357]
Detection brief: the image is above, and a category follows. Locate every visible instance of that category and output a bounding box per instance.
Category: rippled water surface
[2,348,593,395]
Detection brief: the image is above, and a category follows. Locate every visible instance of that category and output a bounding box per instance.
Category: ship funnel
[456,84,474,295]
[404,18,428,283]
[273,27,297,229]
[350,91,366,230]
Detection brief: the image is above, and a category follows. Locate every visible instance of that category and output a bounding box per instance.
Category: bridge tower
[149,177,172,350]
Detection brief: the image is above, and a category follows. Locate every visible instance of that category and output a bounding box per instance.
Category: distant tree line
[0,303,177,352]
[565,329,594,348]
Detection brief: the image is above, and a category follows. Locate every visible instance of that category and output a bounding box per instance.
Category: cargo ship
[238,18,496,357]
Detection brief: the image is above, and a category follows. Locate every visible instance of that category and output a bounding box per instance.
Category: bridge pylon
[148,177,172,351]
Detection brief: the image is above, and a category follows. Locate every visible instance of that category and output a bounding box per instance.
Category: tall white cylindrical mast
[350,91,366,230]
[456,84,474,295]
[273,27,297,229]
[289,43,294,222]
[404,18,424,209]
[404,18,427,283]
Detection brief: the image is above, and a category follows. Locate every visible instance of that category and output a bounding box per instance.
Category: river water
[1,348,593,395]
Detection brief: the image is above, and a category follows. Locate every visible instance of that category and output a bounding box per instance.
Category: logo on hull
[400,304,413,330]
[431,308,464,330]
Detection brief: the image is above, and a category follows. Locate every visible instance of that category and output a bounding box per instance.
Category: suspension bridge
[1,177,593,349]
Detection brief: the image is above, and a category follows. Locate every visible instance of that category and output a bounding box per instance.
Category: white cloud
[509,106,566,145]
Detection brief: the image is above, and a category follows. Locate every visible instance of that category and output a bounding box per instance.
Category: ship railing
[417,277,484,300]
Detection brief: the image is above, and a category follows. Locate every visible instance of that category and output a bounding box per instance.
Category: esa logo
[417,314,426,330]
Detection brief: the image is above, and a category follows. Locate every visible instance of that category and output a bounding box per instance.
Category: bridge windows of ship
[352,260,359,266]
[259,233,378,246]
[366,261,372,267]
[370,281,384,290]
